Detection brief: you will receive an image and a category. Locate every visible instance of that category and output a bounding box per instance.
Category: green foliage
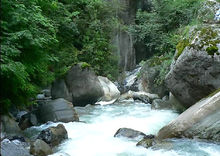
[1,0,57,113]
[175,39,189,59]
[206,46,219,55]
[145,52,174,86]
[1,0,120,113]
[129,0,202,58]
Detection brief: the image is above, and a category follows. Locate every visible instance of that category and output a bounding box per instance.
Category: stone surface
[41,89,51,97]
[51,79,71,101]
[151,99,172,110]
[1,115,21,137]
[30,139,52,156]
[36,98,79,123]
[151,93,186,112]
[96,76,120,102]
[166,25,220,108]
[37,124,68,147]
[16,111,28,122]
[157,90,220,142]
[114,128,147,141]
[36,94,45,100]
[118,91,159,104]
[1,139,31,156]
[112,0,137,71]
[18,113,38,130]
[136,135,155,148]
[51,65,104,106]
[65,65,104,106]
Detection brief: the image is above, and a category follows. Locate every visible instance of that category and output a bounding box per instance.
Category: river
[27,100,220,156]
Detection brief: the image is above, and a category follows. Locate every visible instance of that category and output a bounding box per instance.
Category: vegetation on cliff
[129,0,203,57]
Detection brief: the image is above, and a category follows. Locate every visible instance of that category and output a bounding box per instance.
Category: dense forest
[0,0,211,112]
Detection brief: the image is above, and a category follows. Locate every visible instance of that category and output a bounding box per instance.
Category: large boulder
[65,65,104,106]
[166,25,220,108]
[37,124,68,147]
[1,139,31,156]
[51,79,71,101]
[1,115,21,137]
[30,139,52,156]
[114,128,147,141]
[95,76,120,105]
[36,98,79,123]
[51,65,104,106]
[157,90,220,142]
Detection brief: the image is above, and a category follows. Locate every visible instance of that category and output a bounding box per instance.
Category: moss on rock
[175,39,189,59]
[175,25,220,59]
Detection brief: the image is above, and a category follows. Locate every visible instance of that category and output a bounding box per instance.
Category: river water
[28,101,220,156]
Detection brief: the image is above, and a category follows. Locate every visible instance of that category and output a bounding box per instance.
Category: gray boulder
[157,90,220,142]
[95,76,120,105]
[41,89,51,97]
[51,65,104,106]
[66,65,104,106]
[117,91,159,104]
[1,115,21,137]
[37,124,68,147]
[166,25,220,108]
[51,79,71,101]
[30,139,52,156]
[136,135,155,148]
[114,128,147,141]
[36,98,79,123]
[18,113,38,130]
[1,139,31,156]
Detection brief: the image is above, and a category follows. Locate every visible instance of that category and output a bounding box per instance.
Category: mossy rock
[206,46,219,55]
[175,25,220,60]
[175,39,189,60]
[78,62,91,69]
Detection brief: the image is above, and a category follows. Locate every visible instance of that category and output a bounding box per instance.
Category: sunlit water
[26,101,220,156]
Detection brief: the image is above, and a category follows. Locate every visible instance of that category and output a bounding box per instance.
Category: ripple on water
[26,102,220,156]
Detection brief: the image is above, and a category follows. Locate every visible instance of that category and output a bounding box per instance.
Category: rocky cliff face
[112,0,137,71]
[111,0,153,71]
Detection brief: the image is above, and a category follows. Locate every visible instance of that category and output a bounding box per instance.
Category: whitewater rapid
[27,101,220,156]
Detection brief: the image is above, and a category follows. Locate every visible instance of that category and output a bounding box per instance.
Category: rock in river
[36,98,79,123]
[157,90,220,142]
[1,139,31,156]
[165,25,220,108]
[51,64,104,106]
[114,128,147,141]
[37,124,68,147]
[30,139,52,156]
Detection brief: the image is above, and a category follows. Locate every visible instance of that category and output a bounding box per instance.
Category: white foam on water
[31,102,219,156]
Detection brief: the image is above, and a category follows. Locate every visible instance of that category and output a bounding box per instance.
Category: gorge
[1,0,220,156]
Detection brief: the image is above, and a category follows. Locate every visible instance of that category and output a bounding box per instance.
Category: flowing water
[27,101,220,156]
